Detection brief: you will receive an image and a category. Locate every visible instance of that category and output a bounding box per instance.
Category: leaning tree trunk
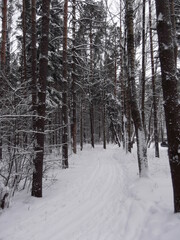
[31,0,50,197]
[155,0,180,213]
[125,0,148,177]
[62,0,69,168]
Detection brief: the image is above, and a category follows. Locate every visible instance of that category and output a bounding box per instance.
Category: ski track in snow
[0,145,180,240]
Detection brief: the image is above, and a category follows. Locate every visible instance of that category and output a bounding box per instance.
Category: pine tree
[72,0,77,154]
[32,0,50,197]
[62,0,69,168]
[0,0,8,161]
[155,0,180,213]
[141,0,146,132]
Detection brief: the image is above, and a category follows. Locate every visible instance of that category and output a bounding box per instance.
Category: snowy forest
[0,0,180,239]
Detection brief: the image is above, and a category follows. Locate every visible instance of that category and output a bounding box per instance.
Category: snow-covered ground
[0,144,180,240]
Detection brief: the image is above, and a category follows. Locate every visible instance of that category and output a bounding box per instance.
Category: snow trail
[0,145,180,240]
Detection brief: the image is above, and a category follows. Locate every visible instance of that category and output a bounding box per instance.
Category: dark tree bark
[31,0,38,193]
[103,101,106,149]
[90,104,95,148]
[22,0,27,85]
[80,97,83,151]
[141,0,146,131]
[98,108,101,141]
[62,0,69,168]
[89,21,95,148]
[169,0,178,66]
[125,0,148,177]
[1,0,7,72]
[120,0,125,149]
[155,0,180,213]
[0,0,8,161]
[31,0,37,137]
[149,0,159,158]
[103,0,107,150]
[32,0,50,197]
[114,36,117,97]
[72,0,77,154]
[6,0,13,74]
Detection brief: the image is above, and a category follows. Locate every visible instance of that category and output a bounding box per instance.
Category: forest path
[0,145,179,240]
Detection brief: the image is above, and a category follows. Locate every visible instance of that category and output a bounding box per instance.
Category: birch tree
[125,0,148,177]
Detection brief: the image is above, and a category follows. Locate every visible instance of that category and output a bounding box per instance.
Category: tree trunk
[22,0,27,87]
[6,0,13,74]
[31,0,37,143]
[114,44,117,97]
[90,103,95,148]
[125,0,148,177]
[149,0,159,157]
[141,0,146,132]
[0,0,7,161]
[72,0,77,154]
[89,21,95,148]
[103,102,106,149]
[1,0,7,72]
[62,0,69,168]
[126,80,132,153]
[98,109,101,141]
[103,0,108,150]
[120,0,125,149]
[169,0,177,66]
[155,0,180,213]
[32,0,50,197]
[80,97,83,151]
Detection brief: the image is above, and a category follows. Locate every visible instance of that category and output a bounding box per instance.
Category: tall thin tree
[62,0,69,168]
[31,0,37,185]
[31,0,37,133]
[148,0,159,157]
[72,0,77,154]
[22,0,27,86]
[89,20,95,148]
[141,0,146,131]
[32,0,50,197]
[0,0,8,161]
[1,0,7,72]
[119,0,125,149]
[125,0,148,177]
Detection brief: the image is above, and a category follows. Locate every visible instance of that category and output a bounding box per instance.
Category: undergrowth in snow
[0,144,180,240]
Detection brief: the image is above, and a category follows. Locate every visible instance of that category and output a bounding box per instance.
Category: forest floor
[0,144,180,240]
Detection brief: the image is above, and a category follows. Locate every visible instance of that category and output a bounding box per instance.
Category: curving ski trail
[0,145,179,240]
